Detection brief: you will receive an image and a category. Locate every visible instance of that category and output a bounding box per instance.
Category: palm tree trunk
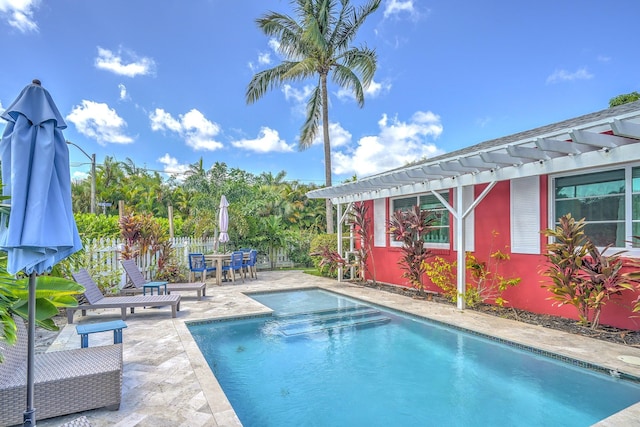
[321,72,334,234]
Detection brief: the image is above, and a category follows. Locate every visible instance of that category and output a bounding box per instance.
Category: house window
[390,192,450,245]
[419,194,450,243]
[554,167,639,248]
[633,167,640,246]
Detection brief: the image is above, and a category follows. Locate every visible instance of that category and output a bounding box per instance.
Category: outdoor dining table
[204,252,250,286]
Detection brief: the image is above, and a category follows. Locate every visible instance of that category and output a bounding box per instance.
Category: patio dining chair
[222,251,245,283]
[242,249,258,280]
[188,253,216,282]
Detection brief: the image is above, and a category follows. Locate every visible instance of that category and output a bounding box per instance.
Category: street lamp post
[66,141,96,214]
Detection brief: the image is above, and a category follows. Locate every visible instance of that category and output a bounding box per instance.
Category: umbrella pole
[24,271,36,426]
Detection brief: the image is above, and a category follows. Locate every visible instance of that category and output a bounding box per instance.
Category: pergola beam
[569,129,635,148]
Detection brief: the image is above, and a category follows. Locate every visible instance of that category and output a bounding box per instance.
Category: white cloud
[71,171,89,181]
[383,0,418,19]
[282,84,315,116]
[149,108,223,151]
[268,38,280,53]
[158,153,190,178]
[336,78,392,101]
[231,127,294,153]
[95,47,156,77]
[597,55,611,63]
[475,116,492,128]
[66,100,134,145]
[332,110,444,176]
[248,51,273,72]
[283,84,315,103]
[118,83,129,101]
[258,52,271,65]
[546,67,593,84]
[0,0,38,32]
[312,122,352,148]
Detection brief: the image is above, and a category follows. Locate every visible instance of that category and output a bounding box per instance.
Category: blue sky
[1,0,639,186]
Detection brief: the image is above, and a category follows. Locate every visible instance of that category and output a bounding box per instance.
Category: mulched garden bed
[359,280,640,348]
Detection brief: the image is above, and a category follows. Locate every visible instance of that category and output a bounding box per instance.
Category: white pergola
[307,101,640,310]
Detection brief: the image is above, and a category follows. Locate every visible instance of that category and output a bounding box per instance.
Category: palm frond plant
[247,0,381,234]
[0,250,84,362]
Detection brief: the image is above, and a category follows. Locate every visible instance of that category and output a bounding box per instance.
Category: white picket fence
[82,237,293,286]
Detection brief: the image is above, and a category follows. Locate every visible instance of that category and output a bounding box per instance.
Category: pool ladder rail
[269,306,391,337]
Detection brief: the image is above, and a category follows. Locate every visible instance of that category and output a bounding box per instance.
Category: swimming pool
[188,289,640,426]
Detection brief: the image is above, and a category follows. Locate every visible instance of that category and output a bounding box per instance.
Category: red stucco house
[308,101,640,330]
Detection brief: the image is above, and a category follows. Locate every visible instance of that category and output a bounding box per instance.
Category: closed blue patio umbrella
[0,80,83,426]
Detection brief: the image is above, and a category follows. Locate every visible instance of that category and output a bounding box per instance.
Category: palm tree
[246,0,380,234]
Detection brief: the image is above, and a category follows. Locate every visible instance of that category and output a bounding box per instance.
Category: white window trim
[549,163,640,258]
[389,193,450,250]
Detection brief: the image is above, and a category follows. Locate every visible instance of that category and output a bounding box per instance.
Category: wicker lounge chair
[0,317,122,426]
[68,269,181,324]
[120,259,207,300]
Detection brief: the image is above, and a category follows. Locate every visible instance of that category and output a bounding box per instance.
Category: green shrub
[310,234,340,277]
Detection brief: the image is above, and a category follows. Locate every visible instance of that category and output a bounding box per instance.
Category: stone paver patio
[33,270,640,427]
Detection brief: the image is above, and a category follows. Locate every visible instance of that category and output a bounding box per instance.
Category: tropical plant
[256,215,291,270]
[388,205,435,296]
[0,251,84,361]
[246,0,381,234]
[540,213,639,329]
[424,245,521,308]
[424,256,457,302]
[310,233,340,276]
[315,245,348,277]
[579,244,637,329]
[464,249,521,307]
[540,214,592,325]
[350,201,375,283]
[74,213,120,239]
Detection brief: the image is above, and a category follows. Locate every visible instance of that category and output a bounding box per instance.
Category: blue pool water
[188,289,640,426]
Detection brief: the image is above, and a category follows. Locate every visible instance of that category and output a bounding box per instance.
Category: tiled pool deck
[37,270,640,427]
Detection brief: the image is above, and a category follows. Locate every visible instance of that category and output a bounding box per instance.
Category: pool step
[273,308,391,337]
[277,305,377,321]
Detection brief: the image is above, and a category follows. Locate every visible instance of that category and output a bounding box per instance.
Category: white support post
[456,186,466,310]
[336,202,343,282]
[454,181,497,310]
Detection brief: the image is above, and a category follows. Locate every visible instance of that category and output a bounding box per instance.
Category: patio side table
[75,320,128,348]
[143,281,168,296]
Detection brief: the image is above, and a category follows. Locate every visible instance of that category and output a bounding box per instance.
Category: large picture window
[554,167,639,248]
[391,192,450,245]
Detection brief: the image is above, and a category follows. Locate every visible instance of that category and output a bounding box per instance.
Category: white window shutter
[510,177,540,254]
[374,199,386,247]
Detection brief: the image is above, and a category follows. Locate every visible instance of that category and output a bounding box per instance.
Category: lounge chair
[0,317,122,425]
[120,259,207,300]
[68,269,181,324]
